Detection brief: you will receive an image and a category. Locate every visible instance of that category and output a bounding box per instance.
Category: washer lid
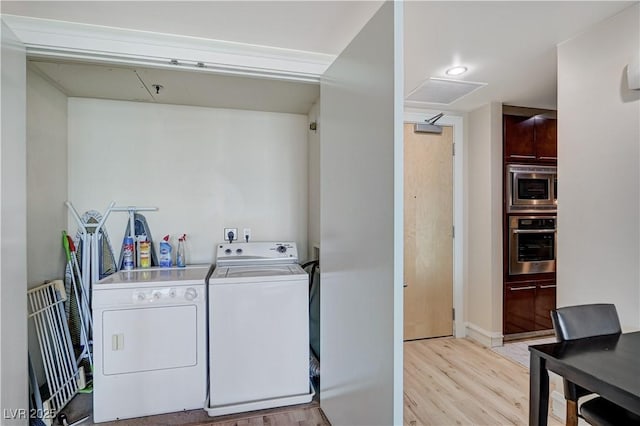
[210,264,307,283]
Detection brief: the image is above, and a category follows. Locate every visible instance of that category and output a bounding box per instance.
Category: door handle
[510,154,536,159]
[512,229,556,234]
[403,282,408,288]
[539,285,557,289]
[509,286,536,291]
[112,334,124,351]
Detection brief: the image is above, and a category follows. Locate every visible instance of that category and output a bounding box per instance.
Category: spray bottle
[159,235,172,267]
[176,234,186,267]
[123,236,135,270]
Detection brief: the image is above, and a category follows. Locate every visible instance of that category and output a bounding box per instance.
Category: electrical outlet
[243,228,251,242]
[224,228,238,241]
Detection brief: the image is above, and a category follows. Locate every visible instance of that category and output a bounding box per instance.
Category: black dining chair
[550,303,640,426]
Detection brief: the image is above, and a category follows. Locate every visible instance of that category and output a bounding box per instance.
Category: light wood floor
[81,337,560,426]
[404,337,563,426]
[89,401,328,426]
[198,405,329,426]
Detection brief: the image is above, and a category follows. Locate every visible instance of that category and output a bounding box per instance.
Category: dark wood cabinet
[503,114,557,162]
[504,115,535,160]
[504,283,536,334]
[504,281,556,334]
[534,117,557,161]
[534,282,556,330]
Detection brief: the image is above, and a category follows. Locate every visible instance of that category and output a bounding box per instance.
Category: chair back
[551,303,621,342]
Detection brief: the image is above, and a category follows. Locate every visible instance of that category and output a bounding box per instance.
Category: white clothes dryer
[206,242,313,417]
[92,266,208,423]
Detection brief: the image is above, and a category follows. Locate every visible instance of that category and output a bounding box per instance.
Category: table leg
[529,352,549,426]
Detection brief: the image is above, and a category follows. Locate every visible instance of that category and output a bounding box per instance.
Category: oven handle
[512,229,556,234]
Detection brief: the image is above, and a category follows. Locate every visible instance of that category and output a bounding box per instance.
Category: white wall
[557,3,640,329]
[27,67,68,286]
[307,99,320,259]
[320,2,402,424]
[465,102,504,345]
[68,99,309,264]
[26,67,68,388]
[1,21,28,425]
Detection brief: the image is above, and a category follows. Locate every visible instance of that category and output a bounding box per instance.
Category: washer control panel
[132,287,199,304]
[216,242,299,266]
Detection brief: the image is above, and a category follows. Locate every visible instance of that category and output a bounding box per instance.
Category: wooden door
[403,123,453,340]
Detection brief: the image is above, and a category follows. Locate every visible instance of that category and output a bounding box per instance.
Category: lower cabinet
[504,281,556,335]
[534,282,556,330]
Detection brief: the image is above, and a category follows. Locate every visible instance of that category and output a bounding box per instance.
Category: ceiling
[28,59,320,114]
[3,1,636,113]
[404,1,635,112]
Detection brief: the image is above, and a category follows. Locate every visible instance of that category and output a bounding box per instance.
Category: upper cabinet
[503,108,557,163]
[532,116,557,161]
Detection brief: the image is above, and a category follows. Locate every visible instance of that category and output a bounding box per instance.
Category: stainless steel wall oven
[509,216,556,275]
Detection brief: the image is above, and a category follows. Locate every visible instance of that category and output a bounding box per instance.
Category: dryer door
[102,305,197,375]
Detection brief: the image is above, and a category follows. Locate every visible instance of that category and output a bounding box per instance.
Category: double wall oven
[506,164,557,276]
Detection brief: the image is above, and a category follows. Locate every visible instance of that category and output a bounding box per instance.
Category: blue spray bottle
[159,235,172,267]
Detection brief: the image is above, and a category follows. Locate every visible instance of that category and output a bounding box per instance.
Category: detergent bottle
[138,237,151,268]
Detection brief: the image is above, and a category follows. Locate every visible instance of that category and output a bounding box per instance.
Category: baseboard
[503,329,555,342]
[465,322,503,347]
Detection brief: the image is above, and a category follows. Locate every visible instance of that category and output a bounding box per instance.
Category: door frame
[404,109,465,338]
[1,20,28,417]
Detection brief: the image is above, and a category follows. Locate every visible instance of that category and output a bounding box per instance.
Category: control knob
[137,293,146,301]
[184,288,198,301]
[277,245,287,254]
[225,249,232,255]
[236,248,243,255]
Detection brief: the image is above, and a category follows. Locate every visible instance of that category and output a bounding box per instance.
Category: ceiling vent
[406,77,486,105]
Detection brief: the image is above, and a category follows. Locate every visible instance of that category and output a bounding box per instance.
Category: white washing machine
[206,242,313,417]
[92,266,208,423]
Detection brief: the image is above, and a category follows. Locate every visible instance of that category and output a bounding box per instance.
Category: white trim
[404,108,465,338]
[1,14,334,82]
[393,3,405,424]
[205,388,314,418]
[465,322,504,347]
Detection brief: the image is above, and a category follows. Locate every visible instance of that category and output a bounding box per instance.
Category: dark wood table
[529,331,640,425]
